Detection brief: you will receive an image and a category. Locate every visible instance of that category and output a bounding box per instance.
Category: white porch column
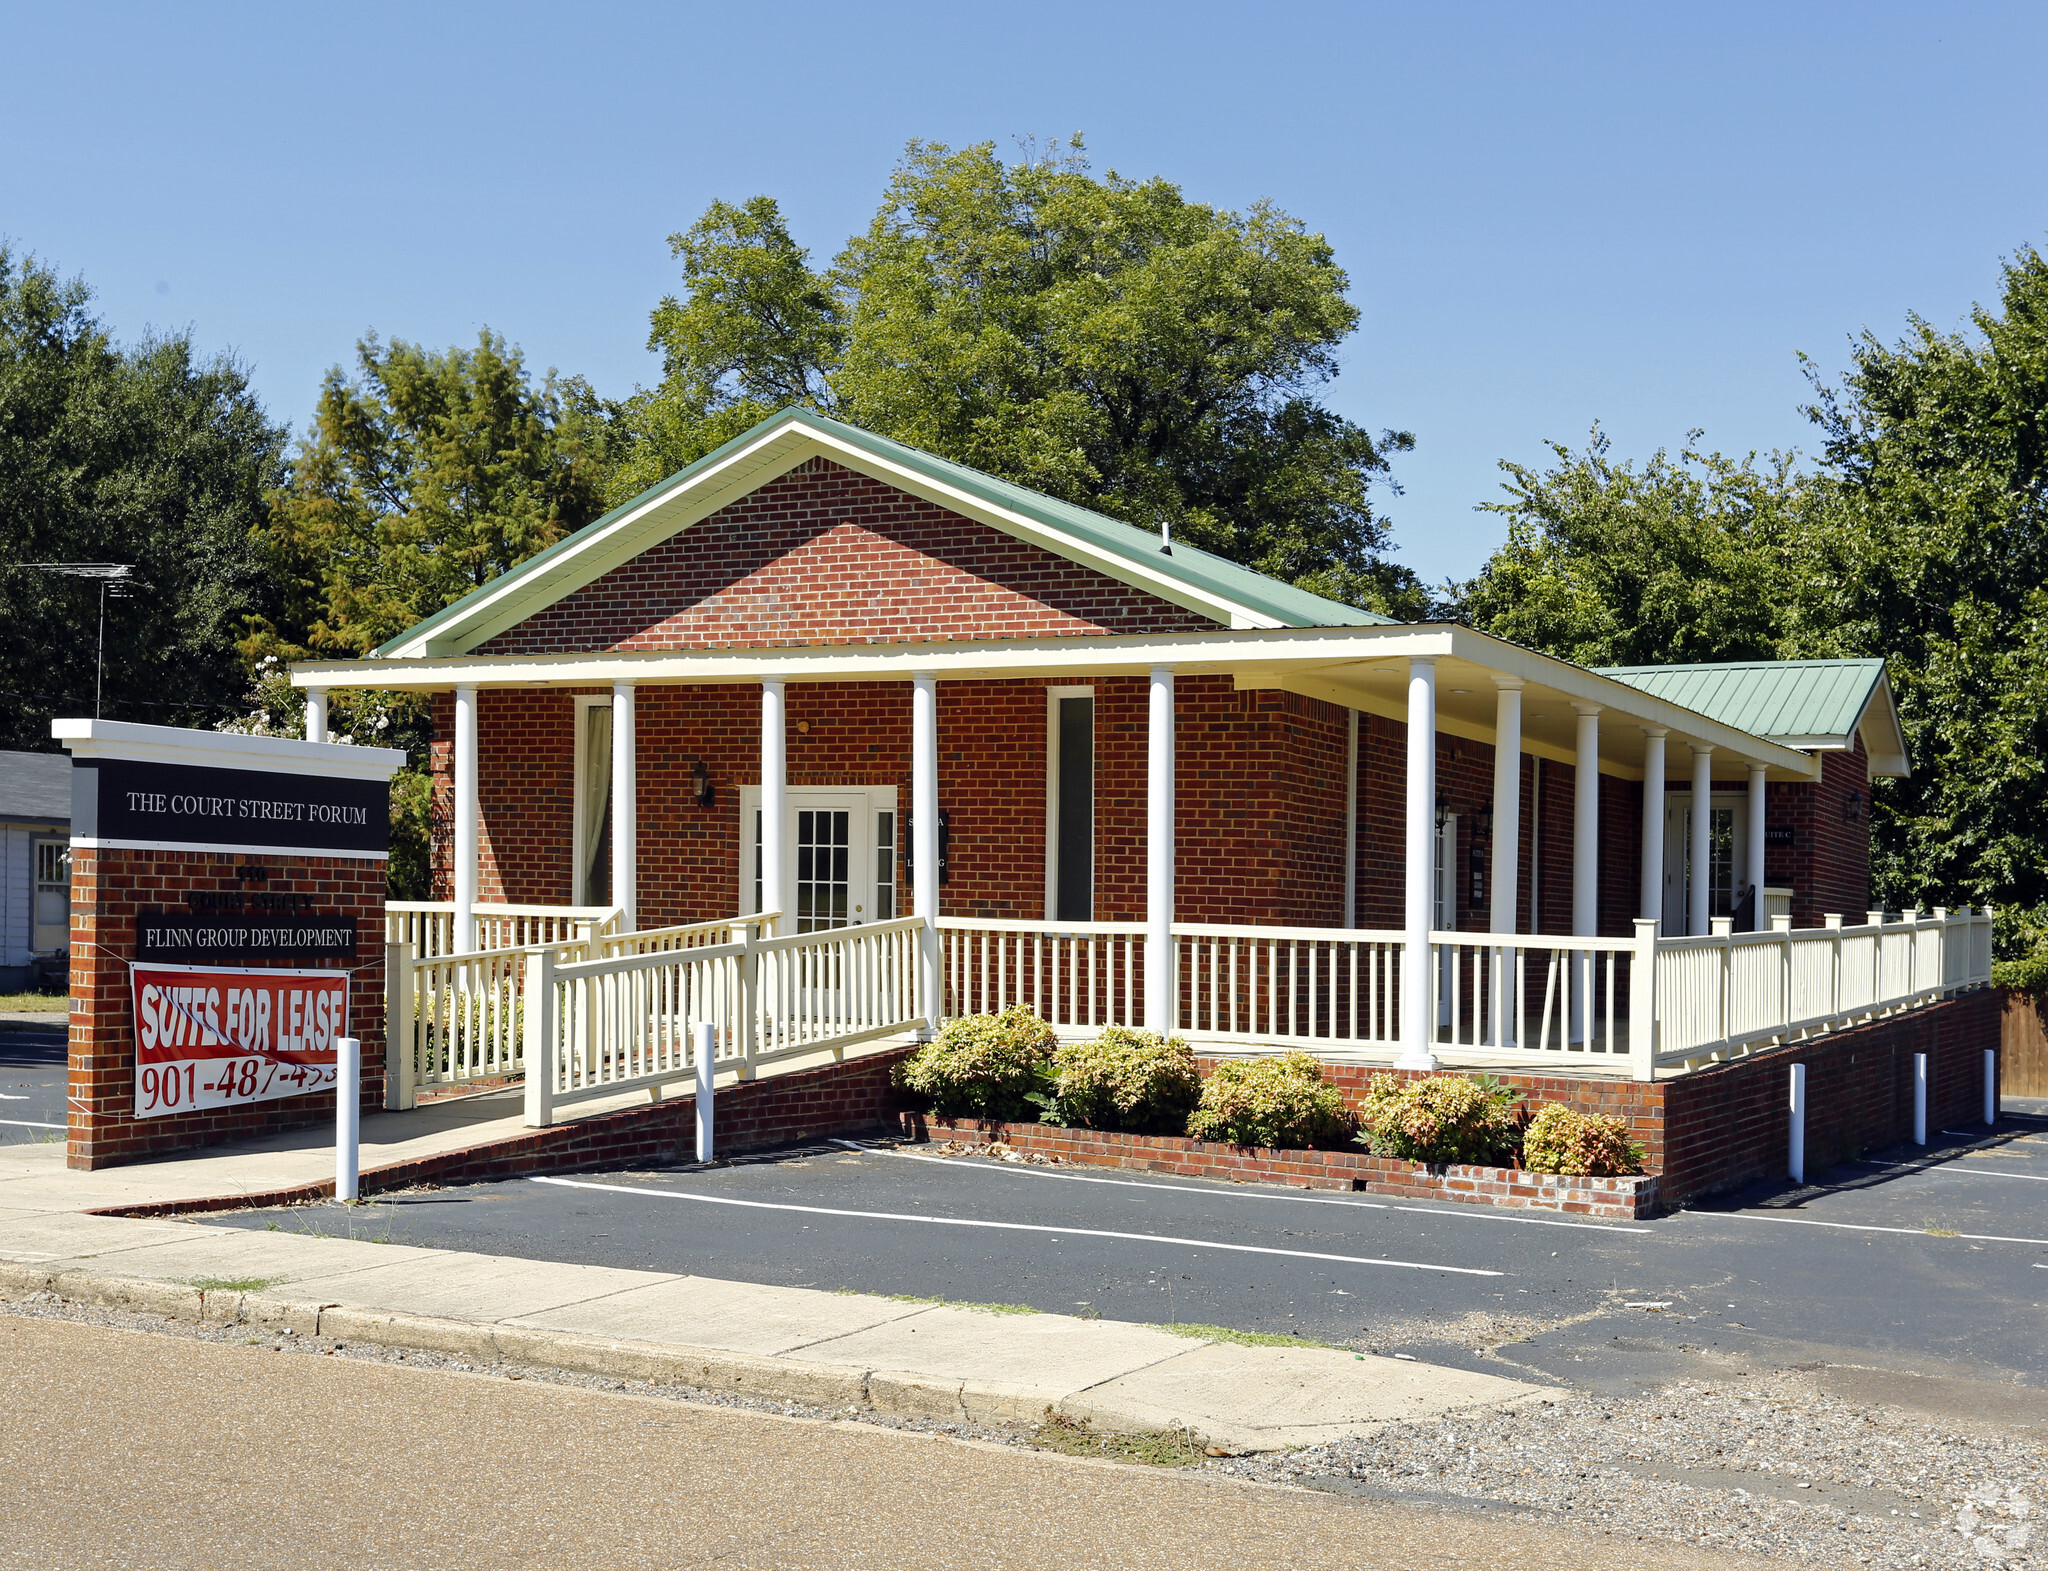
[912,672,940,1033]
[1572,705,1601,939]
[1145,666,1176,1036]
[760,679,785,934]
[1640,727,1667,927]
[1397,658,1437,1070]
[1689,745,1714,937]
[1746,763,1768,931]
[1572,704,1601,1042]
[454,684,478,952]
[304,688,328,745]
[1489,681,1522,1048]
[1343,708,1359,930]
[611,682,636,931]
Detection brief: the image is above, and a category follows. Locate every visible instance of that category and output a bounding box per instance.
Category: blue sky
[4,2,2043,588]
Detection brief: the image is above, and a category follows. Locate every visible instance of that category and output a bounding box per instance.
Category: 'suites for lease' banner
[129,963,348,1119]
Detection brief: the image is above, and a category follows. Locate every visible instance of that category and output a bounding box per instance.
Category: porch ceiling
[293,623,1817,782]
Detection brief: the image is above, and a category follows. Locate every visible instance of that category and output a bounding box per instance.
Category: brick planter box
[898,1112,1660,1220]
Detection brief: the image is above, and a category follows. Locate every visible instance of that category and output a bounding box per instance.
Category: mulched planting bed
[900,1112,1660,1220]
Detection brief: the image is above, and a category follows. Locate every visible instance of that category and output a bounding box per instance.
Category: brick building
[296,406,1948,1087]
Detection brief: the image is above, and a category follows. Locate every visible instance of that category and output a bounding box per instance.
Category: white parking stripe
[838,1140,1651,1235]
[0,1119,62,1130]
[530,1175,1506,1276]
[1708,1212,2048,1247]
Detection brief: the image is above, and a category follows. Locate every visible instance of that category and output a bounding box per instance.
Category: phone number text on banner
[131,963,348,1119]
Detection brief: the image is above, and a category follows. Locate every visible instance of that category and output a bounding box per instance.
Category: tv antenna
[15,563,137,717]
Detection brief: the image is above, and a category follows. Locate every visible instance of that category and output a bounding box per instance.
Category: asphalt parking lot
[219,1105,2048,1395]
[0,1024,65,1146]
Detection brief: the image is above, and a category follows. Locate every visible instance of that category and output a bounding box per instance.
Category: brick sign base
[69,849,387,1170]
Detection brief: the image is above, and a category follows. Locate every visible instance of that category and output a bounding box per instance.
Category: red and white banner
[130,963,348,1119]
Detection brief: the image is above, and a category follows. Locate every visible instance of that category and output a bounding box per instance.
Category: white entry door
[32,840,69,953]
[743,787,898,932]
[1662,795,1749,936]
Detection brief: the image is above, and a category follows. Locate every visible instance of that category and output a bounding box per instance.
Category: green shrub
[1354,1072,1522,1166]
[1520,1104,1645,1177]
[892,1007,1056,1119]
[1184,1052,1353,1149]
[1031,1027,1203,1134]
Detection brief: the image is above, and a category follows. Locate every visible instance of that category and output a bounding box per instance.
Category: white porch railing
[936,917,1148,1030]
[1426,928,1653,1073]
[383,911,924,1121]
[1176,923,1405,1049]
[385,901,624,958]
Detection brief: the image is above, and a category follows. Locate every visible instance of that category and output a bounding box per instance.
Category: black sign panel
[74,757,388,855]
[1765,825,1795,848]
[137,911,359,963]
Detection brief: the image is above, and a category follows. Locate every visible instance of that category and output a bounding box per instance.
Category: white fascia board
[381,425,818,658]
[796,427,1272,629]
[52,719,407,781]
[1442,628,1816,778]
[294,624,1455,692]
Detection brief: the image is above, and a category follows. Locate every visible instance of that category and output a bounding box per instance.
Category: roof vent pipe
[1159,516,1172,556]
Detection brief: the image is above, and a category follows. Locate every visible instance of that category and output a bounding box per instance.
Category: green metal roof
[375,406,1390,656]
[1598,658,1888,743]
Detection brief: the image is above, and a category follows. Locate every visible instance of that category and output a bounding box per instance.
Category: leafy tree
[0,247,284,750]
[1799,243,2048,930]
[618,138,1423,618]
[1458,242,2048,950]
[251,331,618,658]
[1459,430,1817,667]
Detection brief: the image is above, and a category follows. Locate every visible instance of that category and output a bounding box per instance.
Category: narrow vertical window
[575,700,613,906]
[1050,693,1095,921]
[876,811,896,920]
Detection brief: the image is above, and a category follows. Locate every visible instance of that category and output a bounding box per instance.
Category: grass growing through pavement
[1158,1321,1331,1349]
[181,1276,287,1293]
[828,1288,1041,1315]
[1028,1410,1209,1467]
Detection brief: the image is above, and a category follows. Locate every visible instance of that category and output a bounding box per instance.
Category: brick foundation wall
[68,849,389,1171]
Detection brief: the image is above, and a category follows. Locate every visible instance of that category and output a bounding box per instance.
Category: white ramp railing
[386,901,623,959]
[1651,905,1994,1070]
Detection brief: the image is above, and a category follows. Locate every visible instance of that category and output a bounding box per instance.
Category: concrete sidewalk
[0,1087,587,1214]
[0,1206,1548,1451]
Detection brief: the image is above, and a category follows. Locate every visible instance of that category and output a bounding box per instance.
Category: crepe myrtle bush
[1353,1072,1523,1166]
[891,1006,1056,1119]
[1028,1027,1204,1135]
[1184,1052,1354,1150]
[1520,1104,1645,1177]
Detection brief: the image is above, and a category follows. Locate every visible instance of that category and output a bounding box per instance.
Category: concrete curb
[0,1260,1546,1449]
[0,1262,1175,1437]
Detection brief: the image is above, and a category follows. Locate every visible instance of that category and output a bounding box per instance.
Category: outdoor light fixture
[1435,794,1450,831]
[691,758,713,809]
[1843,790,1866,825]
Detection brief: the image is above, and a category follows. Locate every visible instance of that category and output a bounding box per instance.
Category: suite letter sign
[130,963,347,1119]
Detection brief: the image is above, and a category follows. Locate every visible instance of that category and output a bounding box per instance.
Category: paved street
[219,1111,2048,1395]
[0,1024,65,1146]
[0,1313,1772,1571]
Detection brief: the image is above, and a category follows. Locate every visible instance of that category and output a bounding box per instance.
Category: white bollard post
[1913,1052,1928,1146]
[335,1036,360,1203]
[1788,1061,1807,1185]
[1985,1048,1998,1127]
[695,1020,715,1164]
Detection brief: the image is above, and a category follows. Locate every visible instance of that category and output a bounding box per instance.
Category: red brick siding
[68,848,388,1171]
[480,457,1216,654]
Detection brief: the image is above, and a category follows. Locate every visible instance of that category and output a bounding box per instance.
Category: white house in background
[0,750,71,990]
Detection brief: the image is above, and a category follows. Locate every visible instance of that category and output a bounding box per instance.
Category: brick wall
[68,848,388,1170]
[480,456,1216,655]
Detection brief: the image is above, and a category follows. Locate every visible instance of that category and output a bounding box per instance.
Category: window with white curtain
[573,699,612,906]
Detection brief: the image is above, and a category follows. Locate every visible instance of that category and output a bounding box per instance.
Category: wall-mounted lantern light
[691,758,713,809]
[1435,793,1450,832]
[1843,790,1866,825]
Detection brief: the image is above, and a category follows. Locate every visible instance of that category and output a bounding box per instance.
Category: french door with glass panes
[741,787,899,931]
[1662,795,1749,936]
